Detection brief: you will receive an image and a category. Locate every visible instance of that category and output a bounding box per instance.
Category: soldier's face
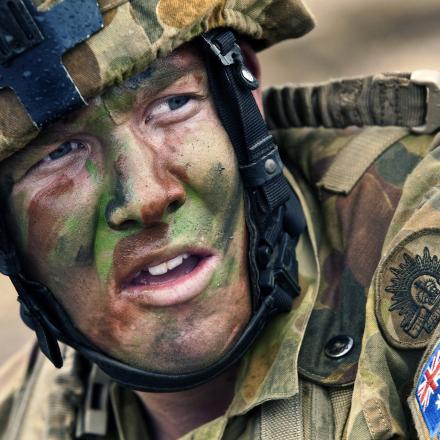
[0,46,254,373]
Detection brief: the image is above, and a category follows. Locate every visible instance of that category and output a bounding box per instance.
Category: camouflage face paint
[85,159,100,184]
[0,45,251,373]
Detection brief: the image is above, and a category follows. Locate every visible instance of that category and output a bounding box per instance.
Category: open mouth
[119,250,219,306]
[129,253,201,286]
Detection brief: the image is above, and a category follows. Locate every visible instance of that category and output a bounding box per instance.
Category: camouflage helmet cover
[0,0,314,161]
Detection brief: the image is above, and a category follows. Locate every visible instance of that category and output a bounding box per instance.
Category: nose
[105,143,186,231]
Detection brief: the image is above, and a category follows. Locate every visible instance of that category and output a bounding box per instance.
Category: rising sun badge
[385,247,440,339]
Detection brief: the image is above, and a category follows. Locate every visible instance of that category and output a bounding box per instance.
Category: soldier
[0,0,440,439]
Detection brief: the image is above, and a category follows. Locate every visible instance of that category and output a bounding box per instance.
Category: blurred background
[2,0,440,365]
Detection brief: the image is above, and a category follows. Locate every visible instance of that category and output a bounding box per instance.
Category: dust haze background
[2,0,440,364]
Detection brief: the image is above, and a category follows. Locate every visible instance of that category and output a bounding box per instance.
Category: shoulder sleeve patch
[376,229,440,349]
[410,339,440,439]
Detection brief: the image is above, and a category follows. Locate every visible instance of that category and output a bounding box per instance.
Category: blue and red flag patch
[417,342,440,437]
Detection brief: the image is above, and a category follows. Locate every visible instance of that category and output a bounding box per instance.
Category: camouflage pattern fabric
[0,344,84,440]
[0,0,314,162]
[279,124,437,439]
[2,2,439,439]
[286,127,416,386]
[2,120,440,438]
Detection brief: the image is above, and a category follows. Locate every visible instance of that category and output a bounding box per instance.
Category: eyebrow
[114,55,205,101]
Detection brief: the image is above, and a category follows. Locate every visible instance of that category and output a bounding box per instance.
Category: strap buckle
[259,233,300,313]
[76,365,111,438]
[0,0,44,65]
[201,31,259,90]
[411,70,440,134]
[257,205,300,313]
[201,33,240,66]
[239,143,284,188]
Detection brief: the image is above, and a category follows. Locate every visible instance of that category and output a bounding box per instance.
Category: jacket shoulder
[275,126,435,193]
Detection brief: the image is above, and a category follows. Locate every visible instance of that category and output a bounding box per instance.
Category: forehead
[37,43,205,136]
[103,44,205,100]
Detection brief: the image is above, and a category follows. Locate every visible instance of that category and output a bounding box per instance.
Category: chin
[102,318,248,375]
[72,270,252,374]
[108,344,227,375]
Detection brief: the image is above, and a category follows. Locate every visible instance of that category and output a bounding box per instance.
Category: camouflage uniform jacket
[0,114,439,438]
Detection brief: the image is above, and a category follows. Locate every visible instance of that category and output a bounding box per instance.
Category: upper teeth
[148,253,189,276]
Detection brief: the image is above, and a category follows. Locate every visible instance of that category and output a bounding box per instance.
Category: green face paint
[85,159,100,184]
[0,45,252,374]
[95,192,138,282]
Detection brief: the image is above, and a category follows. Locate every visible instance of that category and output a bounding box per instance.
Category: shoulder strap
[264,70,440,135]
[317,127,409,194]
[260,394,303,440]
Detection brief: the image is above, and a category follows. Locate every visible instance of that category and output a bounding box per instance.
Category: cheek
[11,169,101,274]
[165,117,243,247]
[167,115,239,207]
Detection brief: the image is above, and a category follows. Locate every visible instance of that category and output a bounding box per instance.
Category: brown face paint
[27,175,75,259]
[113,223,170,287]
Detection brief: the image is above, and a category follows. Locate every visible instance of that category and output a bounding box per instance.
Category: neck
[136,366,239,440]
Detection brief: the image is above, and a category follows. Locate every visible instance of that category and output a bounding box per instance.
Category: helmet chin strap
[1,29,306,392]
[14,270,290,392]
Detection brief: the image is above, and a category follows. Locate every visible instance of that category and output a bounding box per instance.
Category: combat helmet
[0,0,314,392]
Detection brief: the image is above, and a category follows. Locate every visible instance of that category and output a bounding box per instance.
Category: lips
[117,249,219,307]
[129,253,199,285]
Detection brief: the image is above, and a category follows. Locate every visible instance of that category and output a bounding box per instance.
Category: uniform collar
[228,167,320,417]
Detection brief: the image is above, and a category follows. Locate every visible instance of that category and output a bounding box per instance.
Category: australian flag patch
[417,342,440,437]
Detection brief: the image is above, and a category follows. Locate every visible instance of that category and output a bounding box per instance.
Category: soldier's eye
[42,140,87,163]
[146,94,195,122]
[16,138,91,182]
[167,95,190,110]
[22,140,90,178]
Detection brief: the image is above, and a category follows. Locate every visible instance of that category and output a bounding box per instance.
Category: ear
[239,40,264,116]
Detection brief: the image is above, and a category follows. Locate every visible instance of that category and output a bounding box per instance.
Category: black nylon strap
[200,29,305,308]
[13,263,278,391]
[202,29,290,213]
[0,249,20,275]
[239,147,284,188]
[44,296,275,392]
[11,275,63,368]
[0,211,20,275]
